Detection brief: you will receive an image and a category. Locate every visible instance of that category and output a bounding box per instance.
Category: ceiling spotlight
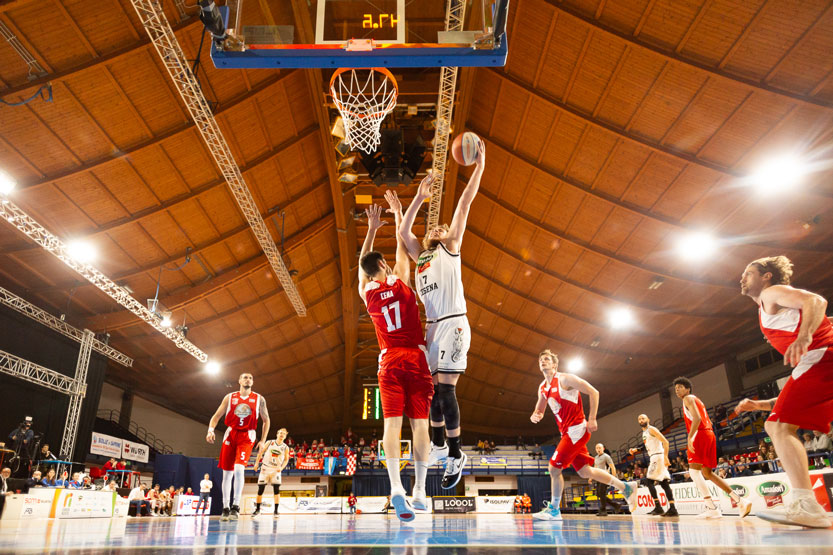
[608,307,634,330]
[648,276,665,290]
[567,358,584,373]
[206,361,221,375]
[748,154,807,195]
[66,239,97,264]
[0,170,15,195]
[676,231,717,261]
[160,314,173,328]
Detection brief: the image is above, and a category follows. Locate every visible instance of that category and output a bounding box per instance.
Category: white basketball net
[330,68,398,154]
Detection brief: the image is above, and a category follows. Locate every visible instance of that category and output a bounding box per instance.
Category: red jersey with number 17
[364,275,426,351]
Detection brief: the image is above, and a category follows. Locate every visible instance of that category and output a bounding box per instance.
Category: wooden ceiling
[1,0,832,439]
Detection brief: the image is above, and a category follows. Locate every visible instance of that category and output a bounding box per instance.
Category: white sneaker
[696,507,722,519]
[757,497,832,528]
[532,502,562,521]
[737,498,752,518]
[441,452,467,489]
[428,443,449,466]
[412,487,428,511]
[390,487,415,523]
[623,481,638,512]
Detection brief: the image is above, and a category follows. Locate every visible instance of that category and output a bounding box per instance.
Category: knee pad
[272,484,280,496]
[430,384,444,423]
[257,483,266,496]
[436,383,460,430]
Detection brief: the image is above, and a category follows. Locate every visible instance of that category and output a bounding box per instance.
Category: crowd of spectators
[285,428,382,469]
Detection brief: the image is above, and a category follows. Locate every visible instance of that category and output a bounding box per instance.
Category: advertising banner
[90,432,123,459]
[347,496,391,514]
[173,494,211,516]
[296,457,323,470]
[112,496,130,518]
[121,440,150,464]
[432,496,476,514]
[633,468,833,516]
[474,496,515,513]
[52,490,115,519]
[278,496,344,513]
[0,488,59,520]
[478,457,507,466]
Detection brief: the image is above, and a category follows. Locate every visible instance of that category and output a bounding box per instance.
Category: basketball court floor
[2,513,832,554]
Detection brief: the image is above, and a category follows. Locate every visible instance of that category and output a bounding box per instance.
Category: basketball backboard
[210,0,509,69]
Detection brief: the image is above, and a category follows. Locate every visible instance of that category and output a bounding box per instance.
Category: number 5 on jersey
[381,301,401,331]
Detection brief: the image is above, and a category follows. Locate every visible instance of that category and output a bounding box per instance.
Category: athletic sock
[447,436,462,459]
[704,496,717,510]
[255,502,261,511]
[729,490,741,503]
[792,488,814,502]
[222,470,233,508]
[386,458,403,491]
[232,464,245,506]
[414,461,428,492]
[431,426,446,447]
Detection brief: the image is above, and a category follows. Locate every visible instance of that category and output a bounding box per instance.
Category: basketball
[451,132,481,166]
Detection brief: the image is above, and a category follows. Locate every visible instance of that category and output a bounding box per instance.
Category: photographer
[8,417,35,477]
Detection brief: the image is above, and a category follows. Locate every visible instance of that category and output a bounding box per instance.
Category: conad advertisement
[632,468,833,516]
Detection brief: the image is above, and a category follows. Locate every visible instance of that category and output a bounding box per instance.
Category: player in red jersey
[673,377,751,519]
[206,372,270,521]
[530,349,637,520]
[733,256,832,528]
[358,191,433,523]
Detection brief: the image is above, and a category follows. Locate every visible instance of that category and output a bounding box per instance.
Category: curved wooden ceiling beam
[469,126,833,255]
[0,13,202,98]
[17,69,297,192]
[36,180,329,298]
[472,178,736,288]
[461,259,741,342]
[8,126,321,254]
[86,219,334,335]
[465,295,729,362]
[545,0,833,111]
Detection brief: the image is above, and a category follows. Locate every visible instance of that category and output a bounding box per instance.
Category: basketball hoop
[330,67,398,154]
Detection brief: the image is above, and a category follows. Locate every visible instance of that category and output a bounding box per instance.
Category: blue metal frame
[209,7,508,69]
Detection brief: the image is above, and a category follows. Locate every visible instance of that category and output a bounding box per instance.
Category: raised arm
[559,373,600,431]
[206,394,230,444]
[762,284,828,366]
[384,190,410,286]
[399,172,434,262]
[445,139,485,253]
[358,204,386,302]
[259,398,270,452]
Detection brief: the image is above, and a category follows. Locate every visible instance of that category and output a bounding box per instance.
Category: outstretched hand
[416,171,435,199]
[474,138,486,167]
[365,204,385,232]
[384,190,402,215]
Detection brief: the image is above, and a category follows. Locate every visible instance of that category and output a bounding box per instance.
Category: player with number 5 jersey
[358,191,433,523]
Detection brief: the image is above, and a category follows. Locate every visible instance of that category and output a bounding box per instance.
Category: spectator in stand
[736,461,752,477]
[368,450,377,469]
[522,493,532,514]
[38,444,55,464]
[516,435,526,451]
[717,466,729,479]
[346,427,354,446]
[529,443,544,460]
[103,457,117,474]
[197,473,212,515]
[68,472,84,489]
[81,475,93,489]
[767,445,782,473]
[489,441,497,454]
[105,480,118,492]
[802,432,815,452]
[41,468,58,487]
[812,430,832,453]
[148,484,162,516]
[358,437,366,449]
[25,470,43,492]
[127,483,150,517]
[475,439,484,455]
[185,487,193,495]
[514,494,523,514]
[348,491,357,514]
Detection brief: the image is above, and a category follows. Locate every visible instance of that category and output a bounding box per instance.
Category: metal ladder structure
[129,0,307,317]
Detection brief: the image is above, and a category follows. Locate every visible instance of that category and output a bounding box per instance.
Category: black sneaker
[221,508,230,521]
[441,452,467,489]
[649,504,665,516]
[274,507,280,517]
[662,505,679,517]
[229,505,239,521]
[596,509,608,517]
[252,505,261,517]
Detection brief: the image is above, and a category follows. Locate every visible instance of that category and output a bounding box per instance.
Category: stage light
[748,154,807,195]
[206,361,221,375]
[160,314,173,328]
[66,240,97,263]
[676,231,717,261]
[608,307,634,330]
[0,171,15,195]
[567,358,584,373]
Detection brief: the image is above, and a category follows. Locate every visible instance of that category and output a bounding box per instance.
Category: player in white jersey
[252,428,288,517]
[399,139,485,489]
[628,414,678,517]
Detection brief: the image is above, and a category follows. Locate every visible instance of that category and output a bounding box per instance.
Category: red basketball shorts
[768,348,833,432]
[687,429,717,468]
[219,428,256,471]
[378,347,434,419]
[550,428,595,471]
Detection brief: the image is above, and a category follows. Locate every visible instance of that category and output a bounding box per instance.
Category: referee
[591,443,621,516]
